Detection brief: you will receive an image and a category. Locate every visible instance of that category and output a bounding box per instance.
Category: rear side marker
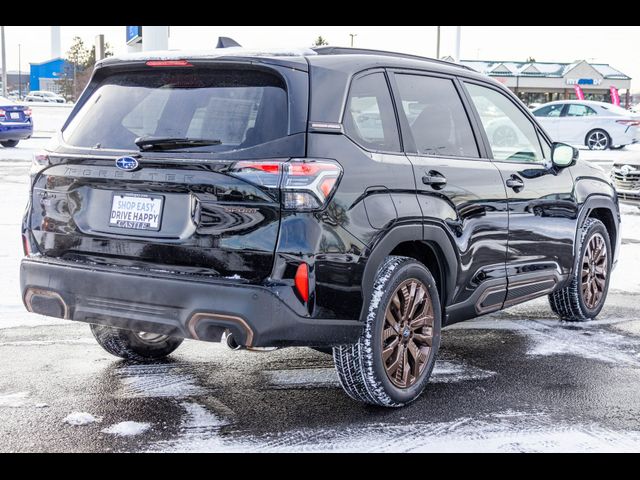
[295,263,309,302]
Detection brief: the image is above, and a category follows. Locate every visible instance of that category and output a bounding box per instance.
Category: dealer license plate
[109,194,164,231]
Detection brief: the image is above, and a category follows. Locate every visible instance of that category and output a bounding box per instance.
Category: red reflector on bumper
[295,263,309,302]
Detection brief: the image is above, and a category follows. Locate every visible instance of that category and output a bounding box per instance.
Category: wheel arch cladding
[575,196,620,261]
[588,207,617,257]
[360,224,458,320]
[389,241,444,308]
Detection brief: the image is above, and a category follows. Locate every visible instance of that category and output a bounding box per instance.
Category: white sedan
[531,100,639,150]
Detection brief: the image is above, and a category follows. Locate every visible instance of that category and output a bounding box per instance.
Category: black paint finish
[20,50,620,347]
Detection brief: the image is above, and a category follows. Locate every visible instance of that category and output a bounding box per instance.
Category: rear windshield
[63,68,290,154]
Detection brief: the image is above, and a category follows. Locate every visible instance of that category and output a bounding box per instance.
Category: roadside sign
[126,26,142,45]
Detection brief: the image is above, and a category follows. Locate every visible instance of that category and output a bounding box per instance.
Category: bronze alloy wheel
[383,279,434,389]
[581,232,608,309]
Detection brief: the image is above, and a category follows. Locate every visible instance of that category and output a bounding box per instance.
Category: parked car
[0,96,33,147]
[20,46,620,407]
[532,100,640,150]
[610,161,640,207]
[24,90,65,103]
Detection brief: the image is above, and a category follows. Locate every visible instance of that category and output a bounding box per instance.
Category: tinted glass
[395,74,479,158]
[533,104,564,118]
[344,72,401,152]
[466,82,545,163]
[566,104,597,117]
[63,69,289,154]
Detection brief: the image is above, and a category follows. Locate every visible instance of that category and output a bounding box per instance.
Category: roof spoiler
[216,37,242,49]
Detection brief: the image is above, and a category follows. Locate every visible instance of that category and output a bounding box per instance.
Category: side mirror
[552,142,578,168]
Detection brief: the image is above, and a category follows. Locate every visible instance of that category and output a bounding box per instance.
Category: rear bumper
[0,122,33,140]
[20,258,362,347]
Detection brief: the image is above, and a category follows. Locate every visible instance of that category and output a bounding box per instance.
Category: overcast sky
[2,26,638,91]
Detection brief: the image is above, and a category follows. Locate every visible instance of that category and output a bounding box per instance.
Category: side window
[344,72,401,152]
[465,82,545,163]
[533,104,563,118]
[566,104,597,117]
[394,74,479,158]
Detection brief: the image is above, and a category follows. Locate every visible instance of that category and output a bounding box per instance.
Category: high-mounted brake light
[294,263,309,302]
[146,60,193,67]
[231,159,343,211]
[616,120,640,127]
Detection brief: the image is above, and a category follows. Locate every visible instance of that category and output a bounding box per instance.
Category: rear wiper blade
[135,137,222,151]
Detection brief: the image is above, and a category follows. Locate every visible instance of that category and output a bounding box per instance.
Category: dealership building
[454,59,632,107]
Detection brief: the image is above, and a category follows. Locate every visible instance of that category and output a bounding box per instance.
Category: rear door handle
[506,175,524,192]
[422,170,447,189]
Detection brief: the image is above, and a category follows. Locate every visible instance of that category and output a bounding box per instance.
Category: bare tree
[313,36,329,46]
[59,36,114,101]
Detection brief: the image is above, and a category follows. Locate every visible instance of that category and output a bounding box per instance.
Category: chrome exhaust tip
[222,330,243,351]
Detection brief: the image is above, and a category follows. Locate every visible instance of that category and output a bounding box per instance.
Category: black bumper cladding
[20,259,362,348]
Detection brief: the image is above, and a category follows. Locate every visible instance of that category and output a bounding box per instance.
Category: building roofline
[28,57,66,66]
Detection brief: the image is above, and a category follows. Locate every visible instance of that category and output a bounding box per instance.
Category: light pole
[349,33,357,47]
[454,26,461,63]
[1,26,7,97]
[18,43,21,99]
[436,26,441,59]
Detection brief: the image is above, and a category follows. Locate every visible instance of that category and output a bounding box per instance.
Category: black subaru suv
[20,46,620,407]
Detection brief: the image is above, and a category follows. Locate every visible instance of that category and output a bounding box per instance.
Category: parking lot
[1,138,640,452]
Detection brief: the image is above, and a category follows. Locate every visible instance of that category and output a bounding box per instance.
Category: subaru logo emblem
[115,156,139,171]
[620,165,635,177]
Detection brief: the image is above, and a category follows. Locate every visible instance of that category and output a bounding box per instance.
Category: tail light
[31,151,51,174]
[24,108,32,117]
[231,159,342,211]
[0,109,5,118]
[616,120,640,126]
[22,234,31,256]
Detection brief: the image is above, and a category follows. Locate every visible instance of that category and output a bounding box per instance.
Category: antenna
[216,37,242,49]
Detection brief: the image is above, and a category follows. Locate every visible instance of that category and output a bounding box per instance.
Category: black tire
[333,256,441,407]
[90,324,184,361]
[549,218,612,321]
[585,129,610,150]
[1,140,19,148]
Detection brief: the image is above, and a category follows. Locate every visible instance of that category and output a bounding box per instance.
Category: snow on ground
[115,363,207,398]
[150,407,640,453]
[263,361,496,389]
[102,421,151,436]
[611,203,640,293]
[0,391,30,408]
[63,412,101,426]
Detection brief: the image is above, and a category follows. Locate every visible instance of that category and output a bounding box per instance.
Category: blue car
[0,96,33,147]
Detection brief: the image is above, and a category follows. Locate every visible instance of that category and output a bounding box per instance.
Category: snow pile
[63,412,101,426]
[102,421,151,436]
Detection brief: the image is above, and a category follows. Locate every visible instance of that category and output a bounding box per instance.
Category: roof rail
[312,46,474,71]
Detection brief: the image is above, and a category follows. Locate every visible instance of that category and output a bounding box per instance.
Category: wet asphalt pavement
[2,294,640,452]
[1,139,640,452]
